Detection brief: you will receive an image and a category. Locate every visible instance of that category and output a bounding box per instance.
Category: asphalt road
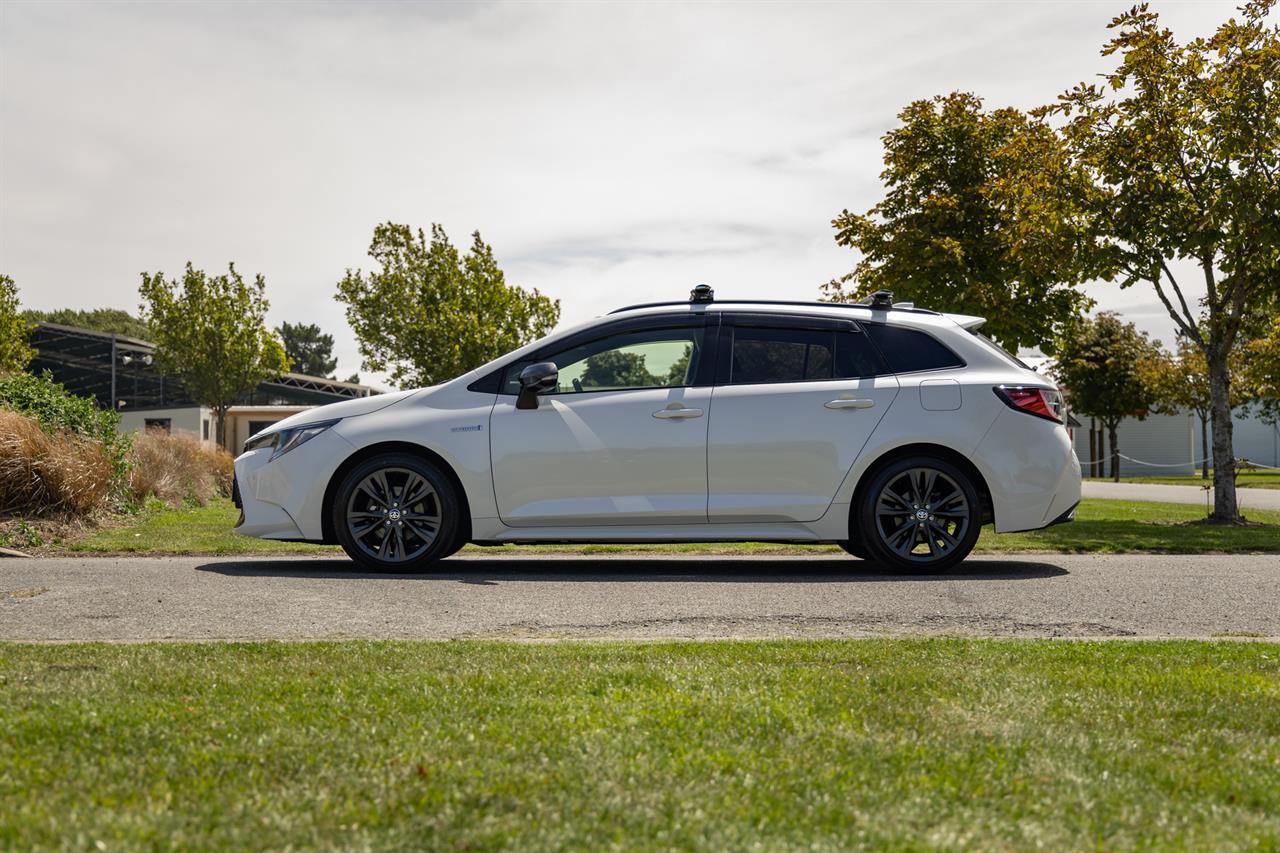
[2,553,1278,641]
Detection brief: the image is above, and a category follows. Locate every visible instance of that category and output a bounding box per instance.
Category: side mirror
[516,362,559,410]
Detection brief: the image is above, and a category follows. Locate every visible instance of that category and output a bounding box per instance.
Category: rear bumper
[1044,501,1078,528]
[973,409,1082,533]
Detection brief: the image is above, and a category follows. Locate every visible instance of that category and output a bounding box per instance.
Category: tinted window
[732,327,831,384]
[502,327,703,394]
[729,327,884,384]
[835,331,885,379]
[864,324,964,373]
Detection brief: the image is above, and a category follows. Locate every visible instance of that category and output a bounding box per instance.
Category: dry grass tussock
[0,409,115,515]
[130,428,233,506]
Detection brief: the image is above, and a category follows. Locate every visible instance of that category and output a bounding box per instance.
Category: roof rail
[607,294,940,317]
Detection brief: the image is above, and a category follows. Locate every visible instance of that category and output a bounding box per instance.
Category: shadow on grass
[194,556,1069,583]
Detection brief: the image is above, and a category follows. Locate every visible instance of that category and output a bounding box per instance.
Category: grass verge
[1086,470,1280,489]
[0,639,1276,849]
[54,497,1280,556]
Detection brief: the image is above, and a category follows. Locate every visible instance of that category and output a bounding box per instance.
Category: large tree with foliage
[1048,0,1279,521]
[1239,315,1280,429]
[337,223,560,388]
[1143,337,1248,480]
[276,321,338,378]
[138,263,288,445]
[23,308,151,340]
[824,92,1098,353]
[1053,313,1163,482]
[0,275,34,375]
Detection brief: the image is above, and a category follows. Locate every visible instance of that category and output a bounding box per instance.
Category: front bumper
[232,428,354,540]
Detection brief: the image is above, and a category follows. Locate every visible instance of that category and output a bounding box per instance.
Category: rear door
[706,314,899,522]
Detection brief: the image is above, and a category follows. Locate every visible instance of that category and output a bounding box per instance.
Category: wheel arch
[320,441,474,545]
[847,443,994,543]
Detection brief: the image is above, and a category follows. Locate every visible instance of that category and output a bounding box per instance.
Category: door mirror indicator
[516,362,559,409]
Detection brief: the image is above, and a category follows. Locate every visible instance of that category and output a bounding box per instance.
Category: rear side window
[864,324,964,373]
[728,327,885,385]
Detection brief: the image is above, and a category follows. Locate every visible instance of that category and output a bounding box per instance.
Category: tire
[855,455,980,573]
[837,540,866,559]
[332,453,461,572]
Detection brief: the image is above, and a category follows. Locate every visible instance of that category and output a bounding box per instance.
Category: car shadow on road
[194,557,1068,583]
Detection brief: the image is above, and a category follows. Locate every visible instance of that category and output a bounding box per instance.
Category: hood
[264,388,420,433]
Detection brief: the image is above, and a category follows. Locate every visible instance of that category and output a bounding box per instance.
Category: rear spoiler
[945,313,986,332]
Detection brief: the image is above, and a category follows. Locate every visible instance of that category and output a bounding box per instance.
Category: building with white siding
[1072,409,1280,477]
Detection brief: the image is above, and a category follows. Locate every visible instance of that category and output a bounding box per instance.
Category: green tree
[1048,0,1280,522]
[1053,313,1163,482]
[824,92,1097,353]
[580,350,659,390]
[665,344,693,385]
[276,321,338,378]
[138,263,288,445]
[337,223,559,388]
[1239,315,1280,429]
[1143,337,1248,480]
[23,308,151,340]
[0,275,34,375]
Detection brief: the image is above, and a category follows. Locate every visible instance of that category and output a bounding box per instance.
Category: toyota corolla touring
[233,287,1081,572]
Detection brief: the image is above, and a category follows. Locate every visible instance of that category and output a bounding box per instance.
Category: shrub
[0,372,131,490]
[0,410,115,515]
[130,429,233,507]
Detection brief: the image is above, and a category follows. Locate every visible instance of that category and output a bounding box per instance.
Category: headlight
[243,420,339,460]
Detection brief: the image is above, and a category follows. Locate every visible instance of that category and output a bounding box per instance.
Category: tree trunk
[1091,418,1103,478]
[1108,421,1120,483]
[216,406,228,452]
[1205,347,1240,522]
[1198,413,1209,480]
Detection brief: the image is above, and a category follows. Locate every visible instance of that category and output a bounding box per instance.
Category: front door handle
[653,406,704,419]
[825,398,875,410]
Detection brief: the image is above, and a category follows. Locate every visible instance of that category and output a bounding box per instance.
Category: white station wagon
[233,287,1081,572]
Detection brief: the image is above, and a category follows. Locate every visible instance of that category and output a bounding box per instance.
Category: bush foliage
[0,410,116,515]
[130,429,233,507]
[0,372,131,489]
[0,373,234,519]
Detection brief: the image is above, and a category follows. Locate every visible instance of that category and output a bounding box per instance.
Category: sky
[0,0,1244,387]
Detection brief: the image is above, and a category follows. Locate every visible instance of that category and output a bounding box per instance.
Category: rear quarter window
[864,324,964,373]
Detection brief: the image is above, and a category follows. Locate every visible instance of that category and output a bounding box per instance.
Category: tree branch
[1153,260,1204,345]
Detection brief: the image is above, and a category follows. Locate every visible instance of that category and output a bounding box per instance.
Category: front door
[489,323,712,527]
[707,318,899,522]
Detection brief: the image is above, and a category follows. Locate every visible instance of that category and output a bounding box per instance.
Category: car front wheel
[855,456,980,573]
[332,453,460,572]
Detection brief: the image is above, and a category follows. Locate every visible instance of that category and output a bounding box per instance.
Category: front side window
[503,327,704,395]
[728,327,884,385]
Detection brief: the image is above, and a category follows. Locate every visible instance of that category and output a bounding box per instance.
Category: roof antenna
[690,284,715,303]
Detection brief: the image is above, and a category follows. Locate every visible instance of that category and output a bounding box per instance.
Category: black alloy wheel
[855,455,980,572]
[332,453,461,572]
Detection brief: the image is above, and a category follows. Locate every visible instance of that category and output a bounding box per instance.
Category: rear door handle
[825,398,875,410]
[653,406,704,419]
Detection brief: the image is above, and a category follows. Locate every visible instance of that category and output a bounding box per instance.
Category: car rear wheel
[332,453,461,572]
[855,456,980,573]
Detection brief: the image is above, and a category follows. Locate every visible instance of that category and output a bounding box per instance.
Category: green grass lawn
[58,496,1280,556]
[0,639,1276,849]
[1086,470,1280,489]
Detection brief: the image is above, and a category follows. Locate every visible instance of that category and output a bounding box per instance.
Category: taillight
[994,386,1063,423]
